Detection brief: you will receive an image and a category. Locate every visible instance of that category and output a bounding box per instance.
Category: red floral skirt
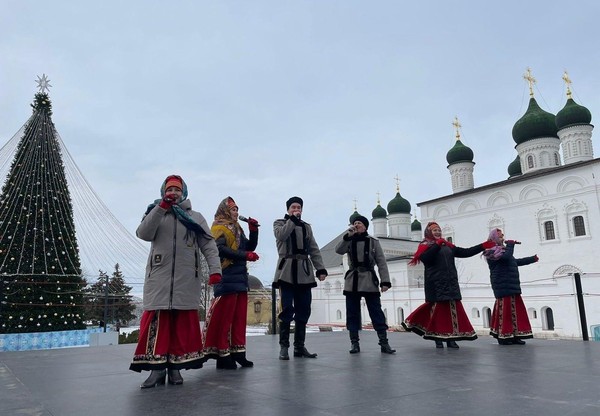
[203,292,248,358]
[129,310,204,372]
[402,300,477,341]
[490,294,533,340]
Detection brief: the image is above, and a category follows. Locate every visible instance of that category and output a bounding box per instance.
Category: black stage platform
[1,331,599,416]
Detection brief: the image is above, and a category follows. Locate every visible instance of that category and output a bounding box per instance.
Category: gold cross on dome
[452,116,462,141]
[394,174,400,193]
[353,198,358,211]
[562,70,573,99]
[376,191,381,205]
[523,67,536,97]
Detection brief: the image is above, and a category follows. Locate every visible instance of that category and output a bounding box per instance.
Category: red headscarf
[409,221,454,265]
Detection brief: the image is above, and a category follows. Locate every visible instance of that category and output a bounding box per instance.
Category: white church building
[311,74,600,340]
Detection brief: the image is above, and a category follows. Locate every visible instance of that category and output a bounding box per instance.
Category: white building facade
[311,81,599,340]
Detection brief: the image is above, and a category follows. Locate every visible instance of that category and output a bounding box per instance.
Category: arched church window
[446,236,453,243]
[554,153,560,166]
[471,308,480,318]
[573,216,586,236]
[542,307,555,330]
[544,221,556,240]
[397,307,404,323]
[527,155,534,168]
[482,307,491,328]
[336,310,342,320]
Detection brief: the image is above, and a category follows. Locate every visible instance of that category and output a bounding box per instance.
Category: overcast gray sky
[2,1,599,285]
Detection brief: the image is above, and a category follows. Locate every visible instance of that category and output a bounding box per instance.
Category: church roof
[248,275,264,290]
[507,155,522,178]
[512,97,558,144]
[446,139,474,165]
[411,218,422,231]
[348,210,362,224]
[417,158,600,206]
[372,203,387,219]
[556,98,592,130]
[387,192,411,214]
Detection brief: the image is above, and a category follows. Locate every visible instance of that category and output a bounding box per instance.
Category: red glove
[159,194,177,210]
[505,240,520,245]
[208,273,221,285]
[435,238,447,246]
[246,252,260,262]
[534,255,539,262]
[248,217,260,232]
[482,240,496,249]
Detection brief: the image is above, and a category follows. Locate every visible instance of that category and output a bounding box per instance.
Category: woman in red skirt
[402,222,495,348]
[483,228,538,345]
[129,175,222,388]
[203,197,259,369]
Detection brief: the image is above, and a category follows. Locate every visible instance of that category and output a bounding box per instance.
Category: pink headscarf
[483,228,505,261]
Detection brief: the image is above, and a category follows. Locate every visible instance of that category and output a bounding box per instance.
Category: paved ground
[1,331,600,416]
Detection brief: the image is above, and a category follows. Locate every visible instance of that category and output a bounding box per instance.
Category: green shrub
[119,329,140,344]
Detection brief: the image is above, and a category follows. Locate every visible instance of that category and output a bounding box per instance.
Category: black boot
[140,369,166,389]
[216,355,237,369]
[294,322,317,358]
[446,340,459,349]
[512,338,526,345]
[349,331,360,354]
[279,321,291,360]
[435,340,444,348]
[497,338,513,345]
[167,369,183,385]
[377,330,396,354]
[232,351,254,367]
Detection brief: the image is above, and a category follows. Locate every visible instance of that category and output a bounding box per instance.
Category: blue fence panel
[0,327,113,351]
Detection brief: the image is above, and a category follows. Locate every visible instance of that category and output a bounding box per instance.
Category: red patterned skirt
[203,292,248,359]
[402,300,477,341]
[490,294,533,340]
[129,310,204,372]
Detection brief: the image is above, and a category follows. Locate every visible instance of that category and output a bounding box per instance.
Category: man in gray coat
[335,215,395,354]
[273,196,327,360]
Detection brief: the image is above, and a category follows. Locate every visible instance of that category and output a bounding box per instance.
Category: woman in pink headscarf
[483,228,538,345]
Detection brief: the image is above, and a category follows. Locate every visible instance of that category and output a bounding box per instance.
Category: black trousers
[345,292,388,332]
[279,284,312,324]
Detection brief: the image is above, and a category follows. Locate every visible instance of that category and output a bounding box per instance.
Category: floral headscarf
[213,196,243,244]
[482,228,505,261]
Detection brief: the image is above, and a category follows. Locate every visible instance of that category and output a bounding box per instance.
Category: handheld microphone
[239,216,260,226]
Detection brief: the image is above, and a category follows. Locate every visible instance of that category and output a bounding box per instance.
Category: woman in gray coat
[129,175,222,388]
[335,215,395,354]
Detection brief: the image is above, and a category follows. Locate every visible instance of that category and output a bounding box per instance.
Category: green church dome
[507,155,522,178]
[372,203,387,219]
[512,98,558,144]
[411,218,422,231]
[446,139,474,165]
[387,192,411,214]
[555,98,592,130]
[349,210,361,224]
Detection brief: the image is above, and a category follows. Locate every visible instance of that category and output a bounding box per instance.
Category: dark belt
[284,254,308,260]
[351,266,373,273]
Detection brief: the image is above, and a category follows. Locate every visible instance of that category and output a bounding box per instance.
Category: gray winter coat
[273,215,326,287]
[335,232,391,295]
[137,199,221,310]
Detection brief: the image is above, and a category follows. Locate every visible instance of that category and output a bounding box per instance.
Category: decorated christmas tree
[0,75,87,333]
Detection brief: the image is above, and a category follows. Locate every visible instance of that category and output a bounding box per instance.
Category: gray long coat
[137,199,221,310]
[335,233,391,294]
[273,216,326,287]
